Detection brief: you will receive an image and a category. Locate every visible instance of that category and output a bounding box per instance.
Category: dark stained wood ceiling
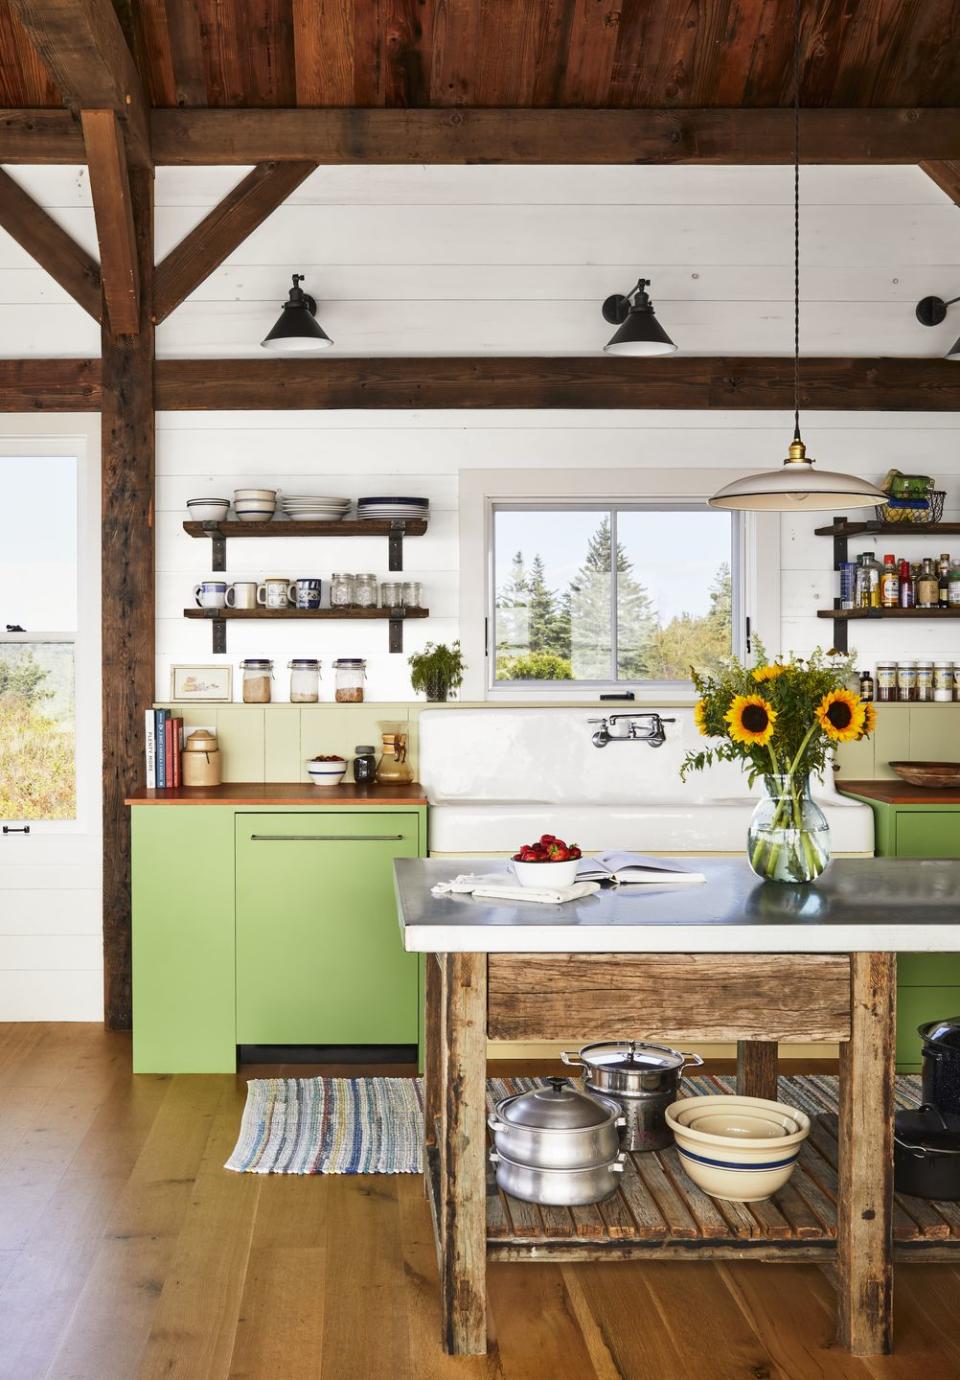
[1,0,959,110]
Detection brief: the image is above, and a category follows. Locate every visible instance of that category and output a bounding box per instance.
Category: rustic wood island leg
[837,951,895,1355]
[736,1039,779,1101]
[439,951,488,1355]
[424,954,442,1158]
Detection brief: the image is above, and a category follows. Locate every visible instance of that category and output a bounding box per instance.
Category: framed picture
[169,664,233,702]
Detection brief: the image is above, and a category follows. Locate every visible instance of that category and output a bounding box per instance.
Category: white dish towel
[431,872,601,906]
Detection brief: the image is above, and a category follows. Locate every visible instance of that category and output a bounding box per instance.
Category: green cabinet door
[895,811,960,989]
[897,985,960,1072]
[235,812,420,1045]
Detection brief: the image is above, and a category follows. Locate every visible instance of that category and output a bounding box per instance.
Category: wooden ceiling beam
[0,109,85,161]
[82,108,139,335]
[0,167,101,320]
[150,107,960,165]
[153,357,960,412]
[153,160,318,324]
[920,160,960,206]
[0,358,101,410]
[7,0,151,167]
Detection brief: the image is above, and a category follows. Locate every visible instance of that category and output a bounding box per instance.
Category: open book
[575,852,706,887]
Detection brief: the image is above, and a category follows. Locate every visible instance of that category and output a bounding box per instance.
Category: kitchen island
[395,856,960,1358]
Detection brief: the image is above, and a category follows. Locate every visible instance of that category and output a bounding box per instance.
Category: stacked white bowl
[666,1094,811,1202]
[186,497,230,522]
[233,488,277,523]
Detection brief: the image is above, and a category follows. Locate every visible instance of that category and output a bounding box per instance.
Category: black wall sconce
[261,274,333,351]
[602,278,677,355]
[916,294,960,360]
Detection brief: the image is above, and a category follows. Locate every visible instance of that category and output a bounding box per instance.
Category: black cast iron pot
[919,1017,960,1116]
[894,1105,960,1200]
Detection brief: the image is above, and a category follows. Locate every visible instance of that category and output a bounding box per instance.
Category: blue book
[155,708,166,789]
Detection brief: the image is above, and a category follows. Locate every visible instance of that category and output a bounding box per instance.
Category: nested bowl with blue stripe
[666,1094,811,1203]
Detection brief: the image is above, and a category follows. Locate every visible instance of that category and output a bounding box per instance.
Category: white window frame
[459,467,780,702]
[0,416,101,837]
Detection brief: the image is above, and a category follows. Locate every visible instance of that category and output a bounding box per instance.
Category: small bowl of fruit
[511,835,583,889]
[306,755,347,786]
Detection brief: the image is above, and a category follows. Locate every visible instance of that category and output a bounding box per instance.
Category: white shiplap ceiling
[0,163,958,358]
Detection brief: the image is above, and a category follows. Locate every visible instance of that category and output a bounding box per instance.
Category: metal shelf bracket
[201,521,227,572]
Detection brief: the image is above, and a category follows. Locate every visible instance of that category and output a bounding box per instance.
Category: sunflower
[724,694,777,747]
[816,689,866,743]
[752,663,786,684]
[859,701,877,736]
[693,699,709,736]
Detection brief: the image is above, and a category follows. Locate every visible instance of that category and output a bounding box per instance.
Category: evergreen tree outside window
[493,504,735,686]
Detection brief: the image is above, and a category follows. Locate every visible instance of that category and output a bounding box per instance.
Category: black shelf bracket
[388,521,406,572]
[200,607,227,652]
[389,607,405,653]
[832,514,850,653]
[201,521,227,572]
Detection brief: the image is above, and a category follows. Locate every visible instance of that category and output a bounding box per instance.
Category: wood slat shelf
[183,517,428,573]
[817,608,960,620]
[814,520,960,538]
[184,604,429,653]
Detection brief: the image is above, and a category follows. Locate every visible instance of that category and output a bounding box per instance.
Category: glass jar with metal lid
[330,573,355,609]
[934,662,955,703]
[353,574,378,609]
[333,657,366,703]
[240,658,273,704]
[288,658,321,703]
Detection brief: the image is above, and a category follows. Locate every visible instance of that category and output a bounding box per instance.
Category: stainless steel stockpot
[490,1148,626,1206]
[561,1041,704,1152]
[487,1077,624,1171]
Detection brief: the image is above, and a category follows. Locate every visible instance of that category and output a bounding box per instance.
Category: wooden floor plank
[487,1263,600,1380]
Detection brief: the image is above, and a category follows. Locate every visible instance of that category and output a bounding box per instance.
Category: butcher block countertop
[126,782,428,806]
[838,780,960,805]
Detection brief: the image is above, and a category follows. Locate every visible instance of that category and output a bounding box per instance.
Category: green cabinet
[132,802,425,1073]
[235,812,420,1045]
[843,792,960,1070]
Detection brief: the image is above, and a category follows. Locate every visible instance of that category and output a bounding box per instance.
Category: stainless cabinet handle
[248,834,406,842]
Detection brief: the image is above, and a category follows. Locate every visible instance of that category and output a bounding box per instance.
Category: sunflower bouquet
[682,643,875,882]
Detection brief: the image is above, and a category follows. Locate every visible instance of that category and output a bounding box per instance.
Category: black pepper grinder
[353,744,377,785]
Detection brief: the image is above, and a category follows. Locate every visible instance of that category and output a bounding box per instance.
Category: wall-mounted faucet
[588,713,675,749]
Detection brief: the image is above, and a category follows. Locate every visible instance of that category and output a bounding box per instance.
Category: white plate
[287,512,349,522]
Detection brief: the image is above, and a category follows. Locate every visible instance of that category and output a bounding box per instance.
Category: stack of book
[144,709,184,789]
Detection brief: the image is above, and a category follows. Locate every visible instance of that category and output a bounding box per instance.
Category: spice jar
[897,660,917,703]
[401,581,423,609]
[288,658,321,703]
[240,658,273,704]
[330,573,355,609]
[353,744,377,784]
[333,657,366,703]
[380,580,402,608]
[181,728,221,787]
[354,574,378,609]
[875,661,897,703]
[934,662,955,703]
[916,661,934,703]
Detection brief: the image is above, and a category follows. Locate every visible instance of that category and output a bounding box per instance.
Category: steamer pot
[489,1149,626,1206]
[561,1041,704,1152]
[488,1077,624,1171]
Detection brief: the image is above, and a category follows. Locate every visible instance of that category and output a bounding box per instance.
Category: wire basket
[876,490,945,525]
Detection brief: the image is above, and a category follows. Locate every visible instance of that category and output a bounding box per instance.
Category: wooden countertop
[838,780,960,805]
[126,782,428,806]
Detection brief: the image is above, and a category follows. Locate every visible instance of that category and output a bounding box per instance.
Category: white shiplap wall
[3,162,960,1018]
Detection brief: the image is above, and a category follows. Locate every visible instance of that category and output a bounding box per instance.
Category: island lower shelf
[425,1105,960,1263]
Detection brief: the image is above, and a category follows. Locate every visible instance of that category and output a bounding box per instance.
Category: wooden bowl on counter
[890,761,960,789]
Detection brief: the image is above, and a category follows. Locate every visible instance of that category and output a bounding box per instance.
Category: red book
[172,718,182,787]
[164,717,174,788]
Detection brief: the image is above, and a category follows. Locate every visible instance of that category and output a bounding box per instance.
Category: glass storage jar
[875,661,897,703]
[401,581,422,609]
[917,661,934,703]
[934,662,955,703]
[288,658,321,703]
[333,657,366,703]
[354,574,378,608]
[380,580,402,608]
[898,660,917,702]
[330,573,355,609]
[240,658,273,704]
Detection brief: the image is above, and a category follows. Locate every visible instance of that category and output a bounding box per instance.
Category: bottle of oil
[917,558,939,609]
[856,552,881,609]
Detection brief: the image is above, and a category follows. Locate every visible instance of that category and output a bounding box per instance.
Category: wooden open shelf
[184,604,428,652]
[426,1102,960,1265]
[183,517,428,572]
[817,607,960,621]
[814,520,960,538]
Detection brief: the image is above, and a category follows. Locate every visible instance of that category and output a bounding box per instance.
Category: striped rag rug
[225,1072,924,1176]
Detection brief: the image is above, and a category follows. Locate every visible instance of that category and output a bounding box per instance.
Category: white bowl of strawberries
[511,835,583,890]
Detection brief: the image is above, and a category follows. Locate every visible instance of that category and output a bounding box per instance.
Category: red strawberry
[540,834,556,845]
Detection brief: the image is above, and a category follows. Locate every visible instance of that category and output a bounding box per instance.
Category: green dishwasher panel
[896,812,960,859]
[897,985,960,1072]
[235,812,420,1045]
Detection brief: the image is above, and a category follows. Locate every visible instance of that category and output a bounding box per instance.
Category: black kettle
[919,1018,960,1116]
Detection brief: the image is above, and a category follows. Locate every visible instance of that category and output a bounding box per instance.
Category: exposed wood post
[736,1040,779,1101]
[423,952,442,1194]
[0,168,101,320]
[837,951,895,1355]
[920,159,960,205]
[100,166,154,1030]
[440,950,487,1356]
[83,109,140,335]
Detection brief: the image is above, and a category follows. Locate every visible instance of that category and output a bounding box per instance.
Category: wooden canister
[181,729,222,787]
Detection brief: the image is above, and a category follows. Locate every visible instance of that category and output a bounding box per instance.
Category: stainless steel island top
[394,856,960,953]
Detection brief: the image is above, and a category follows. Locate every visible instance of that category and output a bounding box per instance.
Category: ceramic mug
[293,577,322,610]
[257,577,295,610]
[194,580,227,609]
[226,581,258,610]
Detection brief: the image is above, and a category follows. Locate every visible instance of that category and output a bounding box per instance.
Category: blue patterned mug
[294,577,322,610]
[194,580,227,609]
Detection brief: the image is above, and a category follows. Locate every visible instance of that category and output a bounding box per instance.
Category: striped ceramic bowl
[666,1094,810,1203]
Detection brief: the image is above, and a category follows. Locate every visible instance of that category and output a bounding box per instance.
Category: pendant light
[916,294,960,361]
[602,278,677,355]
[261,274,333,351]
[709,1,888,513]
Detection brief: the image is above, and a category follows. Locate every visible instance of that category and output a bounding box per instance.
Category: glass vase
[747,774,831,884]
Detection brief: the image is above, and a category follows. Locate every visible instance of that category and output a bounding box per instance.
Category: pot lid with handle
[575,1040,689,1072]
[895,1104,960,1153]
[918,1017,960,1051]
[495,1078,615,1130]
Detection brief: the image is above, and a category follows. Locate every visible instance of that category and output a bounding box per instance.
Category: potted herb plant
[408,641,465,703]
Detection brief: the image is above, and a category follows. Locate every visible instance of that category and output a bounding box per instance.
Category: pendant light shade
[261,274,333,351]
[916,294,960,361]
[602,279,676,356]
[708,0,887,515]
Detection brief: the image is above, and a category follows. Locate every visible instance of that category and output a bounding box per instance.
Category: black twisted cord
[793,0,801,443]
